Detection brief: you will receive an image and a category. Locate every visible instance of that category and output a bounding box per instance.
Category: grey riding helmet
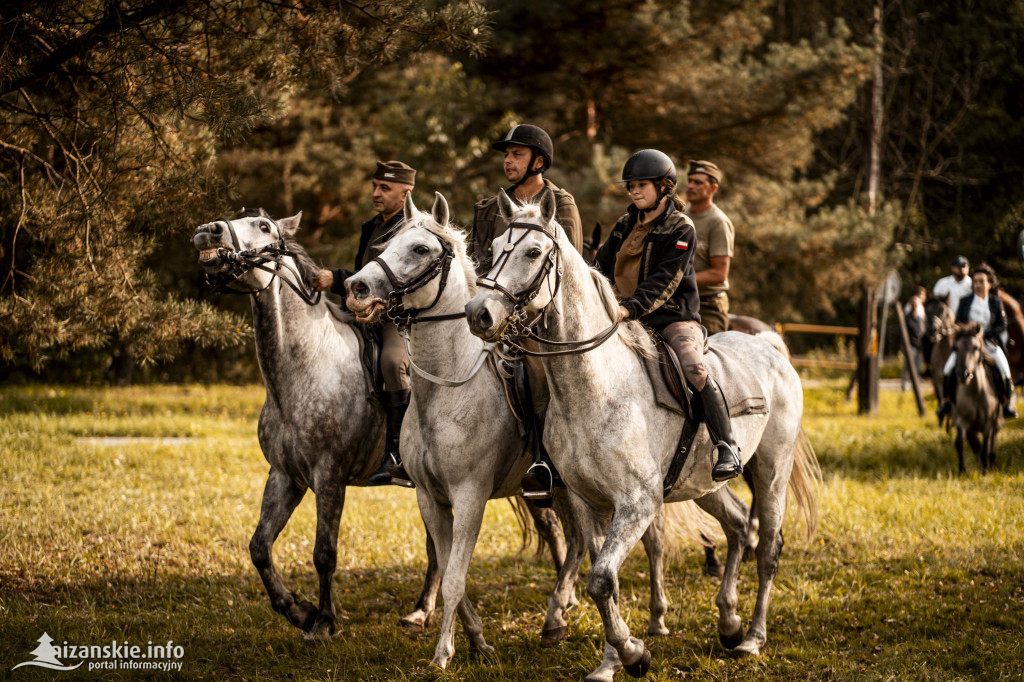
[492,124,554,172]
[619,149,677,185]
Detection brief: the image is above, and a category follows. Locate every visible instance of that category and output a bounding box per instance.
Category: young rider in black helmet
[595,149,742,482]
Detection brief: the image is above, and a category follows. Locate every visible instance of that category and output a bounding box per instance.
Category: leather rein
[476,220,621,358]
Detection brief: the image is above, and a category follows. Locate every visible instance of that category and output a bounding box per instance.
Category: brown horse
[998,289,1024,385]
[925,293,957,426]
[951,322,1003,474]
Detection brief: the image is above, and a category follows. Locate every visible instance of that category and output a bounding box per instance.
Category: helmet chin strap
[639,186,670,222]
[510,151,544,197]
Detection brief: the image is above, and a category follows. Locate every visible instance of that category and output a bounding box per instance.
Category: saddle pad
[641,335,769,418]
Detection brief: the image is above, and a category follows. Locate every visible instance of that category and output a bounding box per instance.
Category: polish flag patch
[675,240,689,250]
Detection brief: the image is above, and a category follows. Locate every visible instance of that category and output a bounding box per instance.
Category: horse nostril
[353,281,369,298]
[210,223,223,235]
[477,309,493,329]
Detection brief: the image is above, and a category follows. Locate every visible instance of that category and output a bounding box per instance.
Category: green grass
[2,383,1023,680]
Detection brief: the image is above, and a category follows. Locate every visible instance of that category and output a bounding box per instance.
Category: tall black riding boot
[368,388,414,488]
[936,372,957,418]
[521,445,565,508]
[700,379,742,482]
[1002,377,1018,419]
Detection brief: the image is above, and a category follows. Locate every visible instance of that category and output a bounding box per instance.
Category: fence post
[858,286,879,414]
[894,302,927,416]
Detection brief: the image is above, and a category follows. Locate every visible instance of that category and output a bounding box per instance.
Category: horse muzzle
[193,224,233,273]
[466,294,512,342]
[345,295,386,324]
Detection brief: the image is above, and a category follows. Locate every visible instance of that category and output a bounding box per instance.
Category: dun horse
[466,192,819,679]
[344,193,697,670]
[951,322,1004,473]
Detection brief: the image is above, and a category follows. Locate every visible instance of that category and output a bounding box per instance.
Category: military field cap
[373,160,416,185]
[952,255,969,267]
[687,160,722,185]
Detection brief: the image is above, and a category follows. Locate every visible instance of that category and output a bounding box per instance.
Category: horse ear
[432,191,449,226]
[497,189,515,221]
[403,191,417,222]
[539,190,556,225]
[277,212,302,237]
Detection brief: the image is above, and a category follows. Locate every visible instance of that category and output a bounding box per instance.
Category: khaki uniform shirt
[612,222,651,299]
[685,203,734,295]
[469,179,583,275]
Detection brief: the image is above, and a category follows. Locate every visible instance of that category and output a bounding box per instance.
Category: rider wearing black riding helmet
[595,149,742,482]
[469,124,583,275]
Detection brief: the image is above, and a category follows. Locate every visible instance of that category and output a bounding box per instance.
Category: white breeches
[943,341,1012,380]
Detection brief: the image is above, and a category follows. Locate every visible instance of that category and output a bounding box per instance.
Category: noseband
[373,232,460,325]
[202,218,321,305]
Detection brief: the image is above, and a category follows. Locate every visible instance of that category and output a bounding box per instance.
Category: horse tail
[788,426,822,539]
[508,495,540,557]
[661,500,721,562]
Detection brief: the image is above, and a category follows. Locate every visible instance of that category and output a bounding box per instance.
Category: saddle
[351,320,385,402]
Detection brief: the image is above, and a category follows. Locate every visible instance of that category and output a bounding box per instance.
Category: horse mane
[397,211,478,297]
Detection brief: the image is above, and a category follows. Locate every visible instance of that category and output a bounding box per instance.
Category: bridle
[477,220,622,358]
[202,218,322,306]
[372,230,461,326]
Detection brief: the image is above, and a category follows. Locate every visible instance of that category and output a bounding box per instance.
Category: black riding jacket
[594,202,700,331]
[329,212,403,296]
[955,293,1008,350]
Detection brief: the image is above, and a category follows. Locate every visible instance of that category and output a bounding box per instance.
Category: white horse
[344,192,699,670]
[465,191,820,680]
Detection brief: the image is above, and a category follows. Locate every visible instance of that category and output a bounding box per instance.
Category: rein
[478,220,622,359]
[400,330,497,388]
[374,233,457,325]
[205,218,322,306]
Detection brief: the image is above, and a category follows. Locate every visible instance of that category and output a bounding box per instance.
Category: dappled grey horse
[192,210,567,639]
[466,191,820,680]
[344,192,694,669]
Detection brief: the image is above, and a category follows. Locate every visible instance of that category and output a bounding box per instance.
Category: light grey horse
[466,192,820,680]
[344,192,695,670]
[951,321,1004,473]
[192,209,570,640]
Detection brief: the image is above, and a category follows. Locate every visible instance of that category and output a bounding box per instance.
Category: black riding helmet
[492,124,554,173]
[619,149,677,184]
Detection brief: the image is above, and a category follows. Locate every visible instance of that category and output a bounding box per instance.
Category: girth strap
[663,418,701,497]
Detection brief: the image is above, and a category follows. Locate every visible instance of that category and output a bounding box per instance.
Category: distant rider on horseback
[594,149,742,482]
[937,264,1018,419]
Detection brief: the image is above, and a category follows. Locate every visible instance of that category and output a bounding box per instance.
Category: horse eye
[527,247,542,258]
[414,244,431,255]
[260,222,271,233]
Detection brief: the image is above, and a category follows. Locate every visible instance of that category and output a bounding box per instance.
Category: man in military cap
[314,160,417,487]
[470,124,583,503]
[684,160,734,335]
[468,124,583,274]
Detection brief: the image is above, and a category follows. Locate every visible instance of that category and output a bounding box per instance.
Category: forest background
[2,0,1022,383]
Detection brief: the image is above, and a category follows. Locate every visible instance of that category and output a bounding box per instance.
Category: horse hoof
[623,647,651,678]
[703,561,724,578]
[720,626,745,650]
[294,601,319,632]
[398,611,431,629]
[728,641,761,658]
[647,623,670,637]
[540,625,567,647]
[302,619,334,642]
[468,642,496,659]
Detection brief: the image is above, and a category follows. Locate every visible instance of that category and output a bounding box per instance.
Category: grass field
[2,382,1023,680]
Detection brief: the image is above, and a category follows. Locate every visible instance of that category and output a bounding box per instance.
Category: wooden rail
[775,323,859,336]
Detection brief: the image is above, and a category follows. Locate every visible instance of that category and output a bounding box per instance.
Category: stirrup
[521,461,554,500]
[711,442,742,482]
[386,461,415,488]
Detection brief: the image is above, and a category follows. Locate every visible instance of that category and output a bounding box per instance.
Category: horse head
[345,192,466,323]
[953,321,985,383]
[924,293,954,343]
[193,209,309,293]
[466,189,562,342]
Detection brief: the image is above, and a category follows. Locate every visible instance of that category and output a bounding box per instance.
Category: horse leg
[525,499,568,572]
[695,486,750,651]
[701,534,724,577]
[399,528,440,629]
[743,467,759,561]
[966,429,984,472]
[541,491,587,647]
[249,469,317,632]
[733,452,793,658]
[306,481,346,640]
[955,426,966,474]
[640,512,670,636]
[585,497,659,680]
